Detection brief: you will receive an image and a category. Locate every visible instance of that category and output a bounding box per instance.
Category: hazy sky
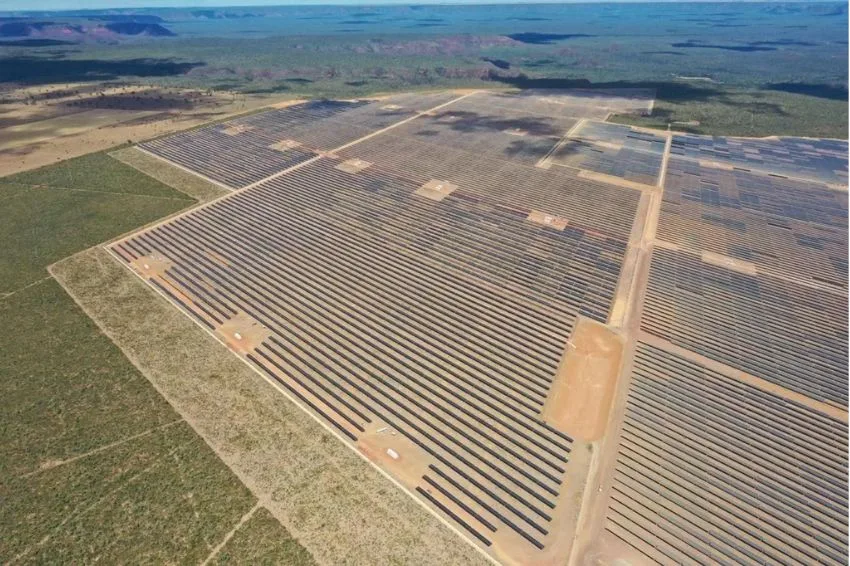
[9,0,581,10]
[2,0,722,12]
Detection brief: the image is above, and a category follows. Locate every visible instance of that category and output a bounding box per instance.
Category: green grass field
[0,152,194,294]
[214,507,315,565]
[0,152,312,564]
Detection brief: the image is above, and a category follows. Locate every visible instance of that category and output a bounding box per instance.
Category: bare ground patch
[50,247,489,566]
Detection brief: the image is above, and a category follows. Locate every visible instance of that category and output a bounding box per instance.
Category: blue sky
[9,0,566,9]
[2,0,812,11]
[1,0,699,11]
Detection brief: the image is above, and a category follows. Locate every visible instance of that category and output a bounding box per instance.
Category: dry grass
[110,147,229,203]
[212,506,315,565]
[50,246,489,566]
[0,86,287,178]
[0,109,160,151]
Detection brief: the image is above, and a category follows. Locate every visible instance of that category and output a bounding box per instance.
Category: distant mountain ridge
[104,22,174,36]
[0,17,174,40]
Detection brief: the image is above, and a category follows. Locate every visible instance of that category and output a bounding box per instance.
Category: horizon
[1,0,838,14]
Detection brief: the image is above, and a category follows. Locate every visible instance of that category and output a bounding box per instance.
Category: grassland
[3,151,186,197]
[0,152,194,294]
[1,2,845,139]
[110,146,229,202]
[0,151,312,564]
[213,507,315,565]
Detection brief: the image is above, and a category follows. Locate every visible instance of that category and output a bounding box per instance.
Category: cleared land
[102,88,849,565]
[0,108,163,151]
[0,82,283,178]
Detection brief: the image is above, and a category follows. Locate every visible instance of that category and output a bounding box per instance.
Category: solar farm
[107,89,848,565]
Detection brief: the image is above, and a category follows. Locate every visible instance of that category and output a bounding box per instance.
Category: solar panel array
[139,95,448,189]
[113,88,849,565]
[664,156,848,227]
[605,341,848,565]
[140,126,317,189]
[370,91,463,113]
[597,122,849,564]
[671,134,849,185]
[385,103,577,167]
[112,90,651,565]
[578,121,665,149]
[551,122,666,185]
[463,89,655,120]
[642,246,848,406]
[261,160,627,321]
[660,157,848,287]
[338,135,640,240]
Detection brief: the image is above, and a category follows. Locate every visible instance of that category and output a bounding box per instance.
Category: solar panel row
[642,246,848,406]
[671,134,849,185]
[605,341,848,566]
